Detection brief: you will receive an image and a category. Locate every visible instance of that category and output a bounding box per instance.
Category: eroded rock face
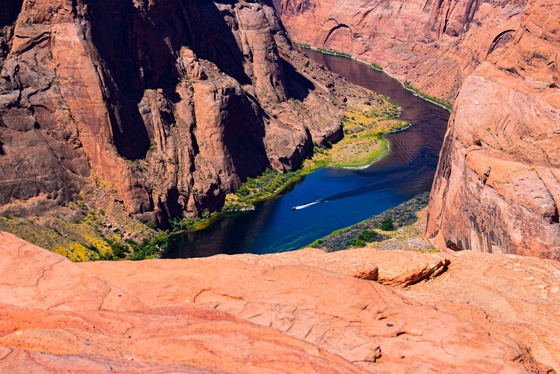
[275,0,525,101]
[0,232,552,372]
[427,0,560,259]
[0,0,345,224]
[401,250,560,372]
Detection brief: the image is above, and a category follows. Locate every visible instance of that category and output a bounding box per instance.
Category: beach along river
[165,50,449,258]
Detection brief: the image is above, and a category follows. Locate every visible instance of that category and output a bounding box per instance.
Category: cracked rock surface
[1,232,556,372]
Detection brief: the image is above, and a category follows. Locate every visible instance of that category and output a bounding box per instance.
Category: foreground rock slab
[0,232,550,372]
[219,247,560,372]
[401,250,560,372]
[211,247,450,287]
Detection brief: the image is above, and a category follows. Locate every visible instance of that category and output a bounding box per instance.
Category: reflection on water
[166,50,449,258]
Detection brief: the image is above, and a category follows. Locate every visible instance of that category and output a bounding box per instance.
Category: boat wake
[292,199,325,210]
[291,174,415,212]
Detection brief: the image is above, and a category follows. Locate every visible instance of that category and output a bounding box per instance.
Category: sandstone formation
[220,245,560,371]
[0,231,556,372]
[211,246,450,287]
[402,250,560,372]
[427,0,560,259]
[275,0,560,260]
[0,0,365,225]
[275,0,525,101]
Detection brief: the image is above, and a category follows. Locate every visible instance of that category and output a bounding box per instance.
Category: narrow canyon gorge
[1,0,560,372]
[276,0,560,259]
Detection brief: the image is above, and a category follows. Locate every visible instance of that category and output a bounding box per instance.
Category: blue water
[166,50,449,258]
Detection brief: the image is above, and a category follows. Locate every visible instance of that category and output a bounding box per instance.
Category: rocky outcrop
[275,0,525,101]
[427,0,560,259]
[1,231,555,372]
[214,246,450,287]
[0,0,352,224]
[401,250,560,372]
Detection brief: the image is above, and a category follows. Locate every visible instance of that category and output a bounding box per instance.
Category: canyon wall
[0,0,345,225]
[427,0,560,259]
[276,0,560,259]
[275,0,525,102]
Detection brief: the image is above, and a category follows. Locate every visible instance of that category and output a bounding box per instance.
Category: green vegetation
[295,43,351,58]
[316,47,352,58]
[168,211,224,233]
[308,192,430,252]
[350,229,380,247]
[223,167,307,212]
[370,63,384,72]
[309,104,408,169]
[126,233,169,260]
[380,218,394,231]
[403,81,452,111]
[236,168,300,202]
[327,135,390,168]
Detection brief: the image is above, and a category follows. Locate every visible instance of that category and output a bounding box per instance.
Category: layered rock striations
[274,0,560,260]
[427,0,560,259]
[1,231,557,372]
[275,0,525,101]
[0,0,351,225]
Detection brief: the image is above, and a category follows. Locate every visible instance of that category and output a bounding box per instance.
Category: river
[165,50,449,258]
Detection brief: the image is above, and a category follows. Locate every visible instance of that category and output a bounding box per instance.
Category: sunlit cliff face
[0,0,343,224]
[274,0,525,101]
[426,0,560,259]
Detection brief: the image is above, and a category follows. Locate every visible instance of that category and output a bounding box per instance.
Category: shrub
[109,240,130,259]
[127,233,169,260]
[351,238,366,247]
[380,218,394,231]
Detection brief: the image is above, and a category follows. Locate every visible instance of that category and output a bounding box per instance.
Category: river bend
[165,50,449,258]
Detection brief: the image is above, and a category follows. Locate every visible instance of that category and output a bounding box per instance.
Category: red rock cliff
[275,0,525,101]
[427,0,560,259]
[0,0,344,224]
[276,0,560,259]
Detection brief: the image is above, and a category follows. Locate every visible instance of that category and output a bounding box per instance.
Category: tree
[380,218,394,231]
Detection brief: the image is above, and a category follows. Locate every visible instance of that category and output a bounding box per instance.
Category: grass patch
[316,47,352,58]
[221,168,307,213]
[370,62,384,72]
[403,81,452,111]
[309,106,408,169]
